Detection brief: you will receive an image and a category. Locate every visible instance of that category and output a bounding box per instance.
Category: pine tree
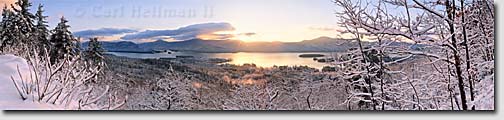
[0,6,16,51]
[84,37,106,83]
[75,37,82,53]
[49,16,77,64]
[0,0,37,52]
[85,37,104,64]
[11,0,36,45]
[34,4,50,55]
[0,6,7,32]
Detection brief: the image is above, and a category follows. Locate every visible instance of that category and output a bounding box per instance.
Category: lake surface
[107,52,177,59]
[108,52,337,69]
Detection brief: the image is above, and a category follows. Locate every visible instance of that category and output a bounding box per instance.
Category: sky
[2,0,341,42]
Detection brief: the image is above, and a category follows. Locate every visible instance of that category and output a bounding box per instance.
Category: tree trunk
[356,31,376,110]
[460,0,476,110]
[447,0,468,110]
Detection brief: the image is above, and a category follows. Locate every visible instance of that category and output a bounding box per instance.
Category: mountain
[82,41,145,52]
[139,39,242,52]
[82,36,420,53]
[135,37,360,52]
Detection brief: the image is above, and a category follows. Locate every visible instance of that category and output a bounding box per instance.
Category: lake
[107,52,337,69]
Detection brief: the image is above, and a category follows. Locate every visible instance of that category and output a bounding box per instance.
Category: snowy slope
[0,54,63,110]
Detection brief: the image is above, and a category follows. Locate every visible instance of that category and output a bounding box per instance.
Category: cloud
[121,22,235,41]
[308,26,336,31]
[238,32,257,36]
[74,28,138,38]
[77,23,255,42]
[197,33,235,40]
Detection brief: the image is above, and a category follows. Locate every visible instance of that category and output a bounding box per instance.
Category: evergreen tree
[0,0,37,52]
[0,6,6,32]
[75,37,82,53]
[84,37,106,83]
[49,16,77,63]
[0,6,17,51]
[34,4,50,55]
[10,0,36,45]
[85,37,104,65]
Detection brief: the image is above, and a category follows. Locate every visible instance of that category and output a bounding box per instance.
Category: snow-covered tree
[8,45,126,110]
[0,0,39,54]
[223,82,279,110]
[84,38,104,65]
[34,4,50,56]
[10,0,36,47]
[0,6,17,51]
[333,0,494,110]
[0,0,123,110]
[49,16,78,64]
[333,0,405,110]
[147,65,198,110]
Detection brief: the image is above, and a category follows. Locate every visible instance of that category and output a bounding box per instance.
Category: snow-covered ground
[0,54,63,110]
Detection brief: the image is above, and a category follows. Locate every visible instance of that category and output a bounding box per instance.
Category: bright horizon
[1,0,341,43]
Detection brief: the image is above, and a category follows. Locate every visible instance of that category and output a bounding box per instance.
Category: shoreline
[99,54,346,110]
[107,50,343,54]
[105,52,337,70]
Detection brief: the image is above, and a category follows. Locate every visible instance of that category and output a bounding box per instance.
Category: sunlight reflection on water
[187,52,336,69]
[107,52,336,69]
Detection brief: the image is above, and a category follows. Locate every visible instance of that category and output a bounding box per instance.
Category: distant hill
[82,41,146,52]
[82,36,422,53]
